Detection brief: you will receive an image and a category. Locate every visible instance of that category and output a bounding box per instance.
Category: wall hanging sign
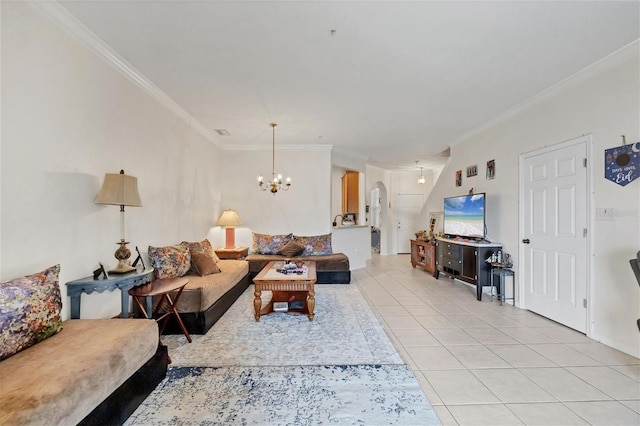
[604,136,639,187]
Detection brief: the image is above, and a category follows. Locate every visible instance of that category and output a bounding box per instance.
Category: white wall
[426,41,640,357]
[216,146,333,249]
[1,2,223,319]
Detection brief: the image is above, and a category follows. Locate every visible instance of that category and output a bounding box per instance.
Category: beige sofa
[0,319,167,425]
[151,259,250,335]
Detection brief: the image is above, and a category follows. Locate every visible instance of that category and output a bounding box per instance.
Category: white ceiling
[57,1,639,171]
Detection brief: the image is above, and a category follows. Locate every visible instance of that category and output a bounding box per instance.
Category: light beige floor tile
[620,399,640,414]
[472,368,556,403]
[373,305,411,316]
[463,327,520,345]
[476,315,525,328]
[447,345,511,369]
[392,328,441,347]
[527,343,602,367]
[382,315,424,330]
[405,346,465,370]
[564,401,640,425]
[429,328,481,346]
[432,405,457,426]
[566,366,640,400]
[612,364,640,381]
[499,327,557,344]
[506,402,588,425]
[506,313,560,328]
[423,369,500,405]
[532,326,594,343]
[567,343,640,365]
[445,315,492,328]
[430,303,472,315]
[413,370,444,406]
[393,296,429,306]
[487,344,558,367]
[404,305,441,316]
[415,315,459,329]
[447,404,523,425]
[519,367,611,401]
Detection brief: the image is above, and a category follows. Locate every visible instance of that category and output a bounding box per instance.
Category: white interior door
[520,137,589,332]
[396,194,424,253]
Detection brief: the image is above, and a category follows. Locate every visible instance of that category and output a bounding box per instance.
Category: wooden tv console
[435,237,502,301]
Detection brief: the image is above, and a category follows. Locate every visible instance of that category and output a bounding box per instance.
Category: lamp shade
[95,170,142,207]
[216,210,242,227]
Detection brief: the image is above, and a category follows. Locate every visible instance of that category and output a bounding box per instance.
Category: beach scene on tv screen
[444,194,485,237]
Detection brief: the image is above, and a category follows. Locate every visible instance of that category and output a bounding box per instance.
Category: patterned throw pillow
[252,233,293,255]
[181,239,219,275]
[181,239,219,263]
[277,240,305,257]
[191,253,221,276]
[0,264,63,361]
[294,234,333,256]
[148,244,191,279]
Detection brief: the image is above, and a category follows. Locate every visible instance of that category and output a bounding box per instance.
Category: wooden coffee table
[253,261,317,321]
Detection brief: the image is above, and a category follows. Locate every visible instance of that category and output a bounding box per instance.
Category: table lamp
[216,210,242,249]
[95,169,142,273]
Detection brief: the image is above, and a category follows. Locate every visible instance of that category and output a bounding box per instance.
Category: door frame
[518,134,594,336]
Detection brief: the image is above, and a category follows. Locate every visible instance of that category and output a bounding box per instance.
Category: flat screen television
[443,193,486,239]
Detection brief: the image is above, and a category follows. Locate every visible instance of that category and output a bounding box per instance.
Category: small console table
[66,268,155,319]
[435,237,502,301]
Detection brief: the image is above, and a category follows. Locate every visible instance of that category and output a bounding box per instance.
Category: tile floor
[353,254,640,425]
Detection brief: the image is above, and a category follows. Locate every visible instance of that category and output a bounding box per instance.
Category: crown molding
[224,144,333,152]
[450,38,640,147]
[28,1,221,147]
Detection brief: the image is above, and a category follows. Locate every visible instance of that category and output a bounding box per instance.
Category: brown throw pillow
[191,253,221,276]
[277,240,305,257]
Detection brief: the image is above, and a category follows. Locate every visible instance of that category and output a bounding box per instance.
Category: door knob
[522,239,530,244]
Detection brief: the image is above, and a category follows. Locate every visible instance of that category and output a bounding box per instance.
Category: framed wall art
[466,164,478,177]
[486,159,495,180]
[455,170,462,187]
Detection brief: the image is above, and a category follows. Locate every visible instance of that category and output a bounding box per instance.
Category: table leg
[70,295,81,319]
[120,289,130,318]
[254,289,262,321]
[307,288,315,321]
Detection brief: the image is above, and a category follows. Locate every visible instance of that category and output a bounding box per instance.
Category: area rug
[124,364,440,425]
[128,284,440,425]
[161,284,403,367]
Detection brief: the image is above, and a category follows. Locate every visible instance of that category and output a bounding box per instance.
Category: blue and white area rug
[125,365,438,425]
[127,284,441,425]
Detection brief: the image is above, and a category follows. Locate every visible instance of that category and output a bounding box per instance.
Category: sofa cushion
[0,264,63,361]
[154,260,249,312]
[294,233,333,256]
[252,232,292,254]
[181,239,219,275]
[246,254,349,273]
[191,252,221,276]
[277,240,305,257]
[0,319,158,426]
[148,244,191,279]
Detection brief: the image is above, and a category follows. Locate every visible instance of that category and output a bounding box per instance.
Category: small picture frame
[455,170,462,187]
[486,159,495,180]
[93,262,109,280]
[466,165,478,178]
[132,246,146,270]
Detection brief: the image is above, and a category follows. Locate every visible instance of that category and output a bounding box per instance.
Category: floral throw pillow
[181,239,219,274]
[148,244,191,279]
[252,233,293,255]
[0,264,63,361]
[294,234,333,256]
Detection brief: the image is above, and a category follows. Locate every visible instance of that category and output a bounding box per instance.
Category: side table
[65,268,155,319]
[489,264,515,306]
[215,246,249,260]
[129,277,192,344]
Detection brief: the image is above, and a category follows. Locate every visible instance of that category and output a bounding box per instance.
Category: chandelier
[416,161,426,184]
[258,123,291,194]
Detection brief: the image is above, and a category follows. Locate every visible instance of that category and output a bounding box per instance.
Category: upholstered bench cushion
[246,253,350,273]
[156,259,249,313]
[0,318,158,426]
